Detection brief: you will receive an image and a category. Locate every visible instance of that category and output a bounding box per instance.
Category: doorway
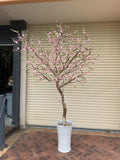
[0,46,14,134]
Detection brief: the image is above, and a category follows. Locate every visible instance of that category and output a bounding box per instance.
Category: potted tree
[13,24,99,153]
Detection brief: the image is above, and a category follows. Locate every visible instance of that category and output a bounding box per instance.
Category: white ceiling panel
[0,0,120,25]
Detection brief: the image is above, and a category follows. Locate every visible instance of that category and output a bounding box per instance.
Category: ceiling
[0,0,120,25]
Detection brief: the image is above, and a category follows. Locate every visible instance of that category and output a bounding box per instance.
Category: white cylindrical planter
[57,120,72,153]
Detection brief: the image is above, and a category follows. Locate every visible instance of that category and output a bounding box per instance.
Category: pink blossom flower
[26,61,30,64]
[59,28,62,33]
[22,33,25,37]
[13,30,17,33]
[53,37,56,41]
[38,40,41,45]
[58,33,61,36]
[86,56,90,60]
[39,61,42,64]
[14,40,18,44]
[87,33,89,37]
[30,68,33,71]
[33,48,36,52]
[81,49,86,53]
[41,52,44,55]
[53,43,56,46]
[77,38,80,43]
[47,33,50,37]
[18,36,22,40]
[49,39,52,43]
[81,40,86,45]
[49,32,52,35]
[22,48,25,51]
[83,29,86,34]
[43,70,46,73]
[52,47,55,51]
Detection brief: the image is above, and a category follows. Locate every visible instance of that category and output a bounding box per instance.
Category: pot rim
[57,120,73,127]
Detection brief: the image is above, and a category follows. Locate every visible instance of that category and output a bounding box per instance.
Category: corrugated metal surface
[26,22,120,130]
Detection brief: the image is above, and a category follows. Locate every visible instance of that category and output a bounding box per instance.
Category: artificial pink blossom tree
[14,24,99,126]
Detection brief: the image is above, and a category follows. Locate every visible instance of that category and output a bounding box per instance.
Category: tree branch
[30,46,57,77]
[59,74,82,88]
[31,64,51,82]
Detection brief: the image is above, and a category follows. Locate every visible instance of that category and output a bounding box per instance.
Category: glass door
[0,46,14,134]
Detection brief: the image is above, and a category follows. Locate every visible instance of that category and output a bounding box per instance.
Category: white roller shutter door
[26,22,120,130]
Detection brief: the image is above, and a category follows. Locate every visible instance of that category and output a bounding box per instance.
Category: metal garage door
[26,22,120,130]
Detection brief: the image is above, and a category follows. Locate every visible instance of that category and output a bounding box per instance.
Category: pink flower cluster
[14,24,98,88]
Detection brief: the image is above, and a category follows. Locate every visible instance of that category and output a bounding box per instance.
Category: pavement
[0,128,120,160]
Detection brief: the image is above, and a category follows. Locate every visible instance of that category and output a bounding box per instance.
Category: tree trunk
[56,82,67,125]
[62,102,67,126]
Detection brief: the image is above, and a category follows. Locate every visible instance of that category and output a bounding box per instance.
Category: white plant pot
[57,120,73,153]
